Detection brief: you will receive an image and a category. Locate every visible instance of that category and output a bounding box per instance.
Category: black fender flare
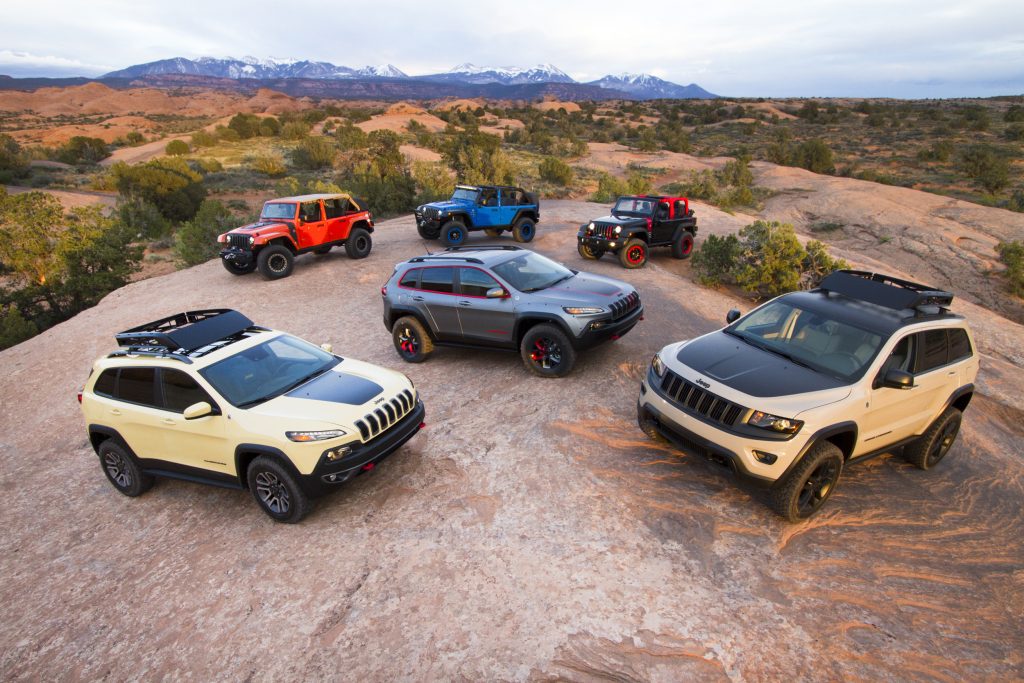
[352,218,374,234]
[233,444,304,488]
[772,421,858,488]
[513,314,576,346]
[88,424,137,459]
[511,209,539,225]
[942,383,974,412]
[444,214,472,229]
[388,307,438,340]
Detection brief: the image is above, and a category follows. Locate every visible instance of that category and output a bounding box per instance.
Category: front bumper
[220,247,254,267]
[577,231,625,253]
[298,400,425,497]
[574,304,644,350]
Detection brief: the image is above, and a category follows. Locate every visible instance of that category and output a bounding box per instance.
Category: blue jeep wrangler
[414,185,540,247]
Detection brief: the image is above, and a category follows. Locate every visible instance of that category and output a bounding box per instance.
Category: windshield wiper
[727,331,813,368]
[235,367,331,408]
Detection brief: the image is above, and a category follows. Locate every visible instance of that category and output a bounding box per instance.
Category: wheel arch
[233,444,302,490]
[514,314,574,346]
[445,213,472,229]
[265,236,298,253]
[945,384,974,413]
[351,219,373,234]
[512,209,539,225]
[772,421,858,489]
[88,424,136,458]
[388,307,438,341]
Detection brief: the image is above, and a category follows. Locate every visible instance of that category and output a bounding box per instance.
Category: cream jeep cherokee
[80,309,424,523]
[638,271,979,521]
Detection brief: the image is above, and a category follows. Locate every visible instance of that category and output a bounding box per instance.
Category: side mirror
[486,287,508,299]
[726,309,741,324]
[320,343,333,353]
[882,369,914,390]
[183,401,214,420]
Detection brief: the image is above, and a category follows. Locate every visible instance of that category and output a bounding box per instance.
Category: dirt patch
[533,100,581,113]
[432,99,485,112]
[399,144,442,163]
[356,104,447,134]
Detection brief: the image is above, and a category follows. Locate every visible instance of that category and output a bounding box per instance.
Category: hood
[526,271,633,306]
[591,214,647,227]
[424,199,474,211]
[230,219,290,233]
[674,332,851,401]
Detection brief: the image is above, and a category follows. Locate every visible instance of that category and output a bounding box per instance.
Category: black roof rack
[111,309,258,363]
[444,245,522,252]
[818,270,954,314]
[408,245,522,265]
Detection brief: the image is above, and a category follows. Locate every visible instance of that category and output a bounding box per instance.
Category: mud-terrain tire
[771,441,844,522]
[442,220,468,247]
[521,323,576,378]
[417,222,440,240]
[904,407,962,470]
[512,217,536,243]
[221,258,256,275]
[313,245,332,255]
[345,228,372,259]
[98,441,153,497]
[578,243,604,260]
[484,228,503,238]
[618,238,648,269]
[671,229,695,259]
[247,456,311,523]
[257,245,294,280]
[392,316,434,363]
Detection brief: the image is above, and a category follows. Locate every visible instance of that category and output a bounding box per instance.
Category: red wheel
[618,238,647,269]
[672,231,694,259]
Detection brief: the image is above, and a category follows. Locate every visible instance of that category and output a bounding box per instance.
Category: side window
[458,268,500,297]
[93,369,117,397]
[116,367,159,407]
[876,335,915,384]
[419,267,454,294]
[300,201,321,222]
[399,268,421,288]
[161,369,214,413]
[323,199,344,219]
[948,328,972,362]
[916,329,949,373]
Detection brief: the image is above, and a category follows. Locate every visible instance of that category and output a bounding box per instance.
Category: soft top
[268,193,366,210]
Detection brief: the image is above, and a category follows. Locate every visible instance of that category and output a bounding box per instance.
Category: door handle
[110,409,121,416]
[161,418,177,425]
[458,301,472,307]
[412,296,425,302]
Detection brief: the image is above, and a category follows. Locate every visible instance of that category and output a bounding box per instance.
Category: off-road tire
[417,223,440,240]
[671,229,695,259]
[770,441,844,522]
[442,219,468,247]
[221,258,257,275]
[578,243,604,260]
[520,323,576,378]
[246,456,311,524]
[484,228,503,238]
[904,407,962,470]
[313,245,332,255]
[98,440,154,497]
[512,217,536,243]
[618,238,648,269]
[392,316,434,363]
[257,245,294,280]
[345,228,372,259]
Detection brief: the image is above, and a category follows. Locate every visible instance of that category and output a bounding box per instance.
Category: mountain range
[99,57,717,100]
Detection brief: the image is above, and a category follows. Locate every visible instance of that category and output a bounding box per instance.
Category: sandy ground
[0,200,1021,681]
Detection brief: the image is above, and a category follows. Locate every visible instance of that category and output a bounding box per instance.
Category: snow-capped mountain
[354,64,408,79]
[423,63,576,85]
[587,73,717,99]
[104,57,357,80]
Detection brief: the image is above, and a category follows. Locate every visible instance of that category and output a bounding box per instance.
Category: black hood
[675,332,846,398]
[592,214,647,227]
[287,371,383,404]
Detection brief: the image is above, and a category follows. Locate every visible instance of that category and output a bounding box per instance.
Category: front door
[296,200,327,249]
[454,267,515,345]
[156,369,232,475]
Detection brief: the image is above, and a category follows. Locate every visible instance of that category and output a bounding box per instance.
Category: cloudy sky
[2,0,1022,97]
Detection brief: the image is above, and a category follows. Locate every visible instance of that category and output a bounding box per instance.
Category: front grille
[354,389,416,441]
[423,207,440,221]
[226,234,250,250]
[659,370,747,428]
[592,224,616,239]
[609,291,641,320]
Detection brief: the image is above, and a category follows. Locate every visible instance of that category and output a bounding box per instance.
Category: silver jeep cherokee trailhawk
[381,246,643,377]
[638,270,979,521]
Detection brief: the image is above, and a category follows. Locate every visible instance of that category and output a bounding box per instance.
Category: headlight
[588,222,595,230]
[651,354,666,377]
[747,411,803,435]
[248,236,255,244]
[286,429,347,442]
[614,226,622,234]
[563,306,604,315]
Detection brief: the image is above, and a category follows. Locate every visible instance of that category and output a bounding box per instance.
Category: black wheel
[483,228,503,238]
[512,217,536,243]
[313,245,332,255]
[247,456,311,523]
[345,228,372,259]
[98,441,153,497]
[417,223,440,240]
[671,229,695,259]
[257,245,294,280]
[618,238,648,269]
[578,242,604,260]
[392,316,434,363]
[221,257,256,275]
[520,323,576,378]
[771,441,844,522]
[442,219,467,247]
[904,407,962,470]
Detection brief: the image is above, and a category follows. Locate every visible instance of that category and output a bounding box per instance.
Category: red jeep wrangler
[218,193,374,279]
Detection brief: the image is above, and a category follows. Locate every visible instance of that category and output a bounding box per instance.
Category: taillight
[381,285,387,296]
[77,390,83,404]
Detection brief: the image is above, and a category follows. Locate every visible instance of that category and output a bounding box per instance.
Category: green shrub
[228,113,261,139]
[0,303,37,350]
[1005,105,1024,123]
[117,198,172,239]
[111,157,206,222]
[335,122,368,151]
[802,240,850,287]
[214,126,240,142]
[538,157,574,186]
[125,131,145,145]
[190,129,217,147]
[174,200,237,267]
[795,139,834,174]
[591,172,628,202]
[251,154,287,177]
[291,136,337,170]
[692,234,741,286]
[281,121,311,141]
[1004,124,1024,142]
[259,117,281,137]
[996,240,1024,296]
[56,136,109,164]
[165,139,189,156]
[412,161,455,205]
[626,170,652,195]
[0,134,29,179]
[442,129,514,185]
[196,158,223,173]
[958,145,1010,194]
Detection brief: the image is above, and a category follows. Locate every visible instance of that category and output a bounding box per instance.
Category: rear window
[399,268,421,288]
[948,328,972,362]
[93,369,117,397]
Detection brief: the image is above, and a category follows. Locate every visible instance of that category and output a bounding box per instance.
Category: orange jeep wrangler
[218,193,374,279]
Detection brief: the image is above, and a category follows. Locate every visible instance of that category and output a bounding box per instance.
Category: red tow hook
[362,462,375,472]
[611,334,621,341]
[418,422,426,430]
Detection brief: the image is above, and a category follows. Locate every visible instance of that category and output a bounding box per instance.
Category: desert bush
[291,136,337,170]
[958,145,1010,194]
[342,130,416,216]
[174,199,237,267]
[917,140,954,162]
[56,136,109,165]
[794,139,834,174]
[0,303,37,351]
[1005,105,1024,123]
[412,161,455,205]
[190,129,217,147]
[228,113,262,139]
[281,121,311,141]
[442,129,514,185]
[250,153,287,177]
[111,158,206,222]
[691,233,741,286]
[259,117,281,137]
[214,126,240,142]
[196,158,223,173]
[591,172,628,202]
[335,121,368,151]
[0,134,29,180]
[165,139,190,156]
[117,198,172,239]
[996,241,1024,296]
[626,170,652,195]
[538,157,574,186]
[802,240,849,287]
[1004,124,1024,142]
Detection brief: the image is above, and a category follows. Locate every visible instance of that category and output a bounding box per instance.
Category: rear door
[454,267,515,346]
[323,197,350,242]
[652,200,676,243]
[101,367,166,461]
[498,189,518,226]
[416,267,463,339]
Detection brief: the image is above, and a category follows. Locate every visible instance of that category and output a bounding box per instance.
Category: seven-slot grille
[609,291,641,320]
[419,207,440,221]
[226,234,250,250]
[354,389,416,441]
[591,224,617,239]
[658,370,747,427]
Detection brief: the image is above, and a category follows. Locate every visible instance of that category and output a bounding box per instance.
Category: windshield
[261,202,297,220]
[451,187,479,202]
[491,252,574,292]
[200,335,337,407]
[727,300,884,381]
[613,197,655,216]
